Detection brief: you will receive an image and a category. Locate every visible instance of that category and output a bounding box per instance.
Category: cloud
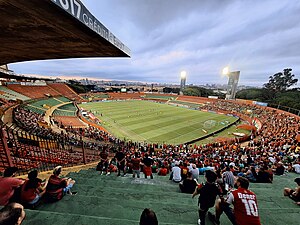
[9,0,300,87]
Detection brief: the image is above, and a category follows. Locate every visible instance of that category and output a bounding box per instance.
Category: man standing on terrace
[142,153,154,179]
[98,148,109,175]
[116,149,127,177]
[132,152,141,178]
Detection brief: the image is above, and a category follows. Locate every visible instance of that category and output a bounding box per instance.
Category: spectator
[190,164,200,181]
[222,167,235,189]
[180,162,189,180]
[157,165,168,176]
[97,149,109,175]
[0,203,26,225]
[179,172,198,194]
[292,163,300,174]
[192,170,223,225]
[170,161,181,183]
[20,170,47,207]
[115,150,127,177]
[257,166,273,183]
[45,166,76,202]
[244,166,257,183]
[143,154,154,179]
[0,167,24,206]
[274,162,285,175]
[283,177,300,204]
[210,177,261,225]
[132,152,141,178]
[139,208,158,225]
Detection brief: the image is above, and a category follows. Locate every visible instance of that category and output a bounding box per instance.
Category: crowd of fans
[9,100,300,182]
[0,98,16,111]
[0,166,76,207]
[1,97,300,224]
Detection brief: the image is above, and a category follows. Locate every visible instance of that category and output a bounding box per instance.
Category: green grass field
[79,100,239,145]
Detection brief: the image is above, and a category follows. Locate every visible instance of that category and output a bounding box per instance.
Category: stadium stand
[53,116,85,128]
[0,98,15,111]
[0,85,30,101]
[29,98,62,109]
[0,136,10,173]
[0,91,300,225]
[54,96,71,103]
[53,103,77,117]
[22,168,300,225]
[168,100,203,108]
[143,94,176,100]
[177,95,217,104]
[47,82,82,101]
[80,93,110,100]
[109,92,142,99]
[7,83,61,99]
[23,105,46,115]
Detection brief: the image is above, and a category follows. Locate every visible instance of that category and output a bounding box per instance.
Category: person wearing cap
[20,170,47,207]
[0,167,24,206]
[283,178,300,204]
[45,166,76,202]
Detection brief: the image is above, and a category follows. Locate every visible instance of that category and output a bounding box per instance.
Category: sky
[10,0,300,87]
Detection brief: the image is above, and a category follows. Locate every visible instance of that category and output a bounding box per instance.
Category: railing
[2,94,299,175]
[0,124,100,175]
[267,103,300,116]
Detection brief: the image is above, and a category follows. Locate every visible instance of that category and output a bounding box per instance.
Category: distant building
[225,71,240,100]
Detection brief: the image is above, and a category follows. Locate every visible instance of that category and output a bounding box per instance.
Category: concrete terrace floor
[23,169,300,225]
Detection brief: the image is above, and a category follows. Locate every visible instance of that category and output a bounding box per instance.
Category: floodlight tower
[180,71,187,92]
[223,67,240,100]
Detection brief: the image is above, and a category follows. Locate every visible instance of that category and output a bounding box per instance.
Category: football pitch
[79,100,239,145]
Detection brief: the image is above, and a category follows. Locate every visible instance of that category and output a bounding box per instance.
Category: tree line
[236,68,299,110]
[182,68,299,110]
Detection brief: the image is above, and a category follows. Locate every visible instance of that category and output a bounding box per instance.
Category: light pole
[180,71,187,94]
[222,67,240,100]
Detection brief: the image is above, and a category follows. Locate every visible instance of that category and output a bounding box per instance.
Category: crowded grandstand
[1,0,300,225]
[0,79,299,224]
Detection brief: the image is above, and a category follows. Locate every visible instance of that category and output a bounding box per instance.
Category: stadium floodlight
[180,71,187,79]
[222,66,229,76]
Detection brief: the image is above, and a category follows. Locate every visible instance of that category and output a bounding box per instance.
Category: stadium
[0,1,299,225]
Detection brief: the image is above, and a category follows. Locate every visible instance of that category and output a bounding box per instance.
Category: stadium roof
[0,0,130,65]
[0,72,53,81]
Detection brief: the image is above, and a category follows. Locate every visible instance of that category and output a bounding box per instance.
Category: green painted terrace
[23,169,300,225]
